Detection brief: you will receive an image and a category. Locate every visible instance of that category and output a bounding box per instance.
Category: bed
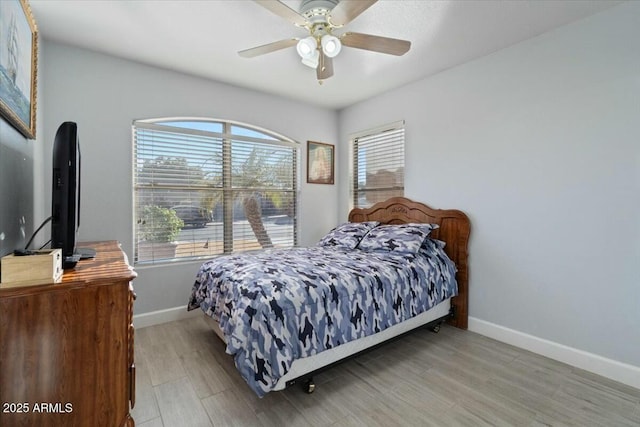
[188,197,470,396]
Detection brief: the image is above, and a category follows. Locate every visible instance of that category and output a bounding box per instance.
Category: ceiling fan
[239,0,411,83]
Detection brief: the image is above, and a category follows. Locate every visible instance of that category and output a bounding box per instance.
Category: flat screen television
[51,122,94,269]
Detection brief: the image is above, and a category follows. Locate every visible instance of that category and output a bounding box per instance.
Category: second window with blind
[133,118,298,265]
[351,121,405,209]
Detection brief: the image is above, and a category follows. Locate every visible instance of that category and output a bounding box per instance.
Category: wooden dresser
[0,241,137,427]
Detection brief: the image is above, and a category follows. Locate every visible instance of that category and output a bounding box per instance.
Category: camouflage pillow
[317,221,380,250]
[419,237,447,257]
[357,223,439,254]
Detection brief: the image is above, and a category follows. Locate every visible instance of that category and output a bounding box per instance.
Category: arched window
[133,118,298,264]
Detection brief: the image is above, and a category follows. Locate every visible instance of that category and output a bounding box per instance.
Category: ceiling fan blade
[238,38,298,58]
[317,54,334,81]
[254,0,308,26]
[329,0,377,27]
[340,32,411,56]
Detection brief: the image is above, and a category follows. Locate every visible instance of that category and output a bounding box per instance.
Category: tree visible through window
[133,119,298,264]
[351,121,405,208]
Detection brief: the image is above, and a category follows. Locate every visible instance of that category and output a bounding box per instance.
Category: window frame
[132,117,299,265]
[349,120,405,210]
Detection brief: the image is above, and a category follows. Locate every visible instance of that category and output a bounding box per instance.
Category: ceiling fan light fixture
[301,48,319,68]
[296,36,317,58]
[321,34,341,58]
[242,0,412,81]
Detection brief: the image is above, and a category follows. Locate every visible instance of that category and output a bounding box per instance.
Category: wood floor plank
[167,316,218,356]
[321,370,431,426]
[134,318,639,426]
[549,376,640,426]
[136,323,188,386]
[143,350,188,387]
[347,355,417,392]
[391,375,455,414]
[234,380,292,415]
[154,377,213,427]
[569,366,640,400]
[496,355,567,396]
[255,399,312,427]
[130,357,161,424]
[534,396,625,427]
[455,385,537,426]
[328,415,369,426]
[445,403,522,427]
[137,417,164,427]
[281,377,351,426]
[180,350,235,398]
[563,373,640,414]
[201,388,261,427]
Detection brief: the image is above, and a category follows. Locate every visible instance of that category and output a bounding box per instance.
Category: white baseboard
[468,316,640,390]
[133,305,201,329]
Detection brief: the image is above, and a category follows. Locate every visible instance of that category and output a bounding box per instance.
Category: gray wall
[338,2,640,367]
[40,42,338,314]
[0,42,44,262]
[0,123,34,258]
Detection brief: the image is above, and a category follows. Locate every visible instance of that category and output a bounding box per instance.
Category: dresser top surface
[0,240,136,297]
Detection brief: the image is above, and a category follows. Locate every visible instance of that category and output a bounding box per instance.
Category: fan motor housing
[300,0,339,22]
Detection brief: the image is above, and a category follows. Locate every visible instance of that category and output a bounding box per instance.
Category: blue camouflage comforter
[187,238,457,396]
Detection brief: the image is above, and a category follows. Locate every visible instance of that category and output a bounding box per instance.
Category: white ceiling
[29,0,621,110]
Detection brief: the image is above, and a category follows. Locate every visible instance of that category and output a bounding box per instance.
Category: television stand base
[77,247,96,260]
[63,254,80,269]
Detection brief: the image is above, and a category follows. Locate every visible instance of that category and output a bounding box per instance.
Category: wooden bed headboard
[348,197,471,329]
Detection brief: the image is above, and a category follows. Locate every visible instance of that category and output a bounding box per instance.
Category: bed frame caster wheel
[431,323,441,333]
[303,378,315,394]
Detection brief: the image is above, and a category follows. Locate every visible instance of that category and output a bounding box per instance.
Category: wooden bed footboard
[349,197,471,329]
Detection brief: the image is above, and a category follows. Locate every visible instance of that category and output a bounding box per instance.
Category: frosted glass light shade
[321,35,341,58]
[301,49,319,68]
[296,36,317,58]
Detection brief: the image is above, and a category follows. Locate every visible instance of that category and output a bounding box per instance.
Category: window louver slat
[133,119,298,264]
[352,122,405,208]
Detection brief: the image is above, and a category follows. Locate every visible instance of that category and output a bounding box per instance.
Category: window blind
[133,119,298,264]
[352,121,405,208]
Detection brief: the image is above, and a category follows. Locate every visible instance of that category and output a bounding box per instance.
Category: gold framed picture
[0,0,38,139]
[307,141,334,185]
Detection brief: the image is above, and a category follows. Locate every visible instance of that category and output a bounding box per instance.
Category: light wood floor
[132,316,640,426]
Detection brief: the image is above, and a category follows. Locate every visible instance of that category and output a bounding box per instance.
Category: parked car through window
[171,205,211,228]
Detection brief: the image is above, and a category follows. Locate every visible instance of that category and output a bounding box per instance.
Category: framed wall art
[0,0,38,139]
[307,141,334,185]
